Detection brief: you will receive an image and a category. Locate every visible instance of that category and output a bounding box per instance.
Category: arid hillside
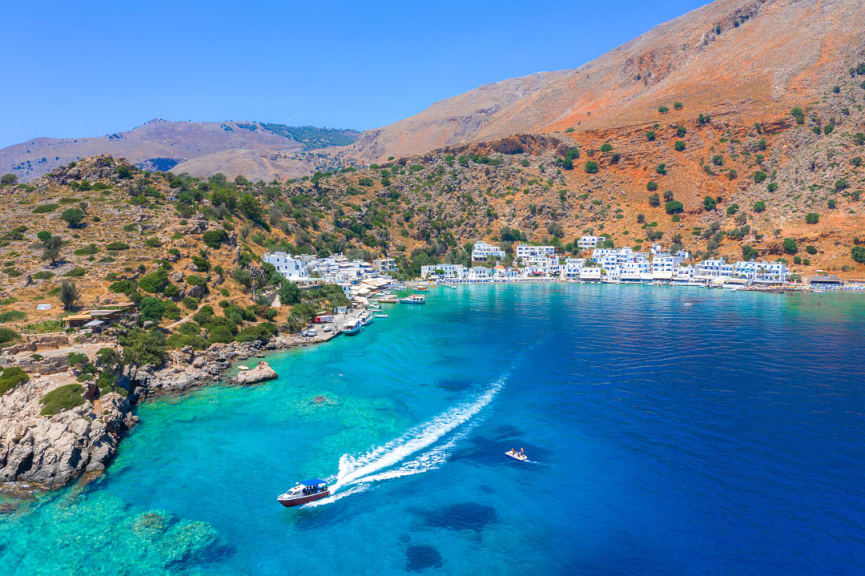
[0,120,359,182]
[343,0,865,162]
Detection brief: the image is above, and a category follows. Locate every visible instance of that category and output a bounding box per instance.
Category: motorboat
[400,295,426,305]
[277,479,330,507]
[505,449,528,462]
[373,313,388,318]
[378,295,399,304]
[342,318,362,335]
[360,310,373,325]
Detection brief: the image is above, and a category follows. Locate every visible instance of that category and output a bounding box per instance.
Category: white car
[302,327,318,337]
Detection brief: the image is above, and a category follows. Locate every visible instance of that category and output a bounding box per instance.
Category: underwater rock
[406,545,443,572]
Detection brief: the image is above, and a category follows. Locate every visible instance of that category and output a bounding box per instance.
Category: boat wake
[305,377,505,507]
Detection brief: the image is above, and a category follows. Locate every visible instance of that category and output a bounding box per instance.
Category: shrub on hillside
[646,181,658,192]
[852,246,865,264]
[783,238,798,254]
[665,200,684,215]
[584,161,599,174]
[674,141,686,151]
[39,384,85,416]
[753,200,766,213]
[202,229,229,249]
[0,327,21,345]
[0,367,29,396]
[805,212,819,224]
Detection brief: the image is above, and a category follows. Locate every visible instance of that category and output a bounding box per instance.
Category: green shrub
[712,155,723,166]
[656,164,666,175]
[202,229,229,249]
[676,126,686,137]
[783,238,798,254]
[600,143,613,153]
[646,181,658,192]
[584,161,599,174]
[120,328,167,367]
[33,203,59,214]
[726,203,739,215]
[0,327,20,345]
[674,102,683,110]
[791,107,805,124]
[805,212,819,224]
[753,200,766,213]
[106,242,130,251]
[73,244,100,256]
[703,196,717,211]
[235,322,278,343]
[754,171,768,184]
[109,279,138,295]
[61,208,85,228]
[0,367,29,396]
[674,141,685,152]
[646,131,656,141]
[138,269,168,293]
[63,266,86,278]
[648,193,660,207]
[665,200,684,214]
[742,245,759,261]
[852,246,865,264]
[658,105,669,114]
[0,310,26,323]
[805,245,817,255]
[40,384,85,416]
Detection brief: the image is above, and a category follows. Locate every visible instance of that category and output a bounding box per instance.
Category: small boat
[505,449,528,462]
[414,286,428,292]
[400,295,426,305]
[277,479,330,507]
[373,313,388,318]
[360,311,373,326]
[342,318,362,335]
[238,365,249,371]
[378,295,399,304]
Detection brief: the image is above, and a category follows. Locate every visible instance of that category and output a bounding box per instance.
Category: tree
[703,196,717,211]
[59,280,78,311]
[742,245,759,261]
[658,105,669,114]
[648,193,660,207]
[676,126,687,137]
[646,130,656,141]
[753,200,766,213]
[202,229,228,249]
[61,207,85,228]
[584,161,599,174]
[279,280,302,305]
[805,212,819,224]
[674,141,686,152]
[239,193,264,224]
[674,101,684,110]
[600,143,613,153]
[646,181,658,192]
[656,164,666,175]
[852,246,865,264]
[663,190,674,202]
[119,328,167,367]
[783,238,798,254]
[40,234,63,265]
[665,200,684,214]
[0,174,17,186]
[791,107,805,124]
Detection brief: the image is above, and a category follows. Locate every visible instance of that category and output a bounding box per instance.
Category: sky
[0,0,711,147]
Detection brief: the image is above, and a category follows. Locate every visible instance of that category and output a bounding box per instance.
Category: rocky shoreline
[0,331,328,497]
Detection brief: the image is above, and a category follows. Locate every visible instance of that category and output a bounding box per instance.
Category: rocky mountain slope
[343,0,865,162]
[0,120,359,182]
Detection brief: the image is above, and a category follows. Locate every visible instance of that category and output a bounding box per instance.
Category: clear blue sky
[1,0,710,147]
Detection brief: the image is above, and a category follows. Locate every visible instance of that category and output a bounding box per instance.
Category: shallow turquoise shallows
[2,284,865,575]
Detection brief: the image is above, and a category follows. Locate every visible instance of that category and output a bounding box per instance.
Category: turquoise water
[2,284,864,574]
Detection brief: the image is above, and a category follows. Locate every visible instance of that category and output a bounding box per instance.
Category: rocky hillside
[343,0,865,162]
[0,120,359,183]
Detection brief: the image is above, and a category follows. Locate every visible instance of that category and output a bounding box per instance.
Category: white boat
[278,479,329,507]
[400,295,426,305]
[360,310,373,325]
[505,449,528,462]
[378,295,399,304]
[238,365,249,371]
[342,318,362,335]
[373,313,388,318]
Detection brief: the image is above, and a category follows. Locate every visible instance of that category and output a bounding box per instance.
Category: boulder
[229,361,277,386]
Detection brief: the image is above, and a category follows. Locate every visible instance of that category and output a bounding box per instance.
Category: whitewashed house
[471,241,506,262]
[578,236,604,250]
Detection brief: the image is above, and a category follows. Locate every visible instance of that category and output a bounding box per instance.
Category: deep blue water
[1,284,864,575]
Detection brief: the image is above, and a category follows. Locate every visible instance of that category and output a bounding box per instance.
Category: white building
[695,258,734,282]
[263,252,309,281]
[471,241,506,262]
[420,264,467,280]
[515,244,556,261]
[578,236,604,250]
[374,257,398,273]
[733,260,789,284]
[579,267,603,282]
[468,266,495,280]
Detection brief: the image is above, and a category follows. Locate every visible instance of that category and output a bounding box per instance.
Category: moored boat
[342,318,362,335]
[373,313,388,318]
[400,295,426,304]
[378,295,399,304]
[360,310,373,325]
[277,479,330,507]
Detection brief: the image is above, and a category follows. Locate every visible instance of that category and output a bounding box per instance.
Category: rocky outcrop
[228,361,277,386]
[0,375,136,489]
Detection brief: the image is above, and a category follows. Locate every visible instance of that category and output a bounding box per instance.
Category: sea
[1,284,864,575]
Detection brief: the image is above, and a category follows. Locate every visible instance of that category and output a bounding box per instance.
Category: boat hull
[278,490,330,507]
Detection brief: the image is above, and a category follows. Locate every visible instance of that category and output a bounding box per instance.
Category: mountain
[0,120,359,182]
[344,0,865,162]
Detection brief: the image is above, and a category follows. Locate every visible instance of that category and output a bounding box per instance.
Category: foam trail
[330,377,504,492]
